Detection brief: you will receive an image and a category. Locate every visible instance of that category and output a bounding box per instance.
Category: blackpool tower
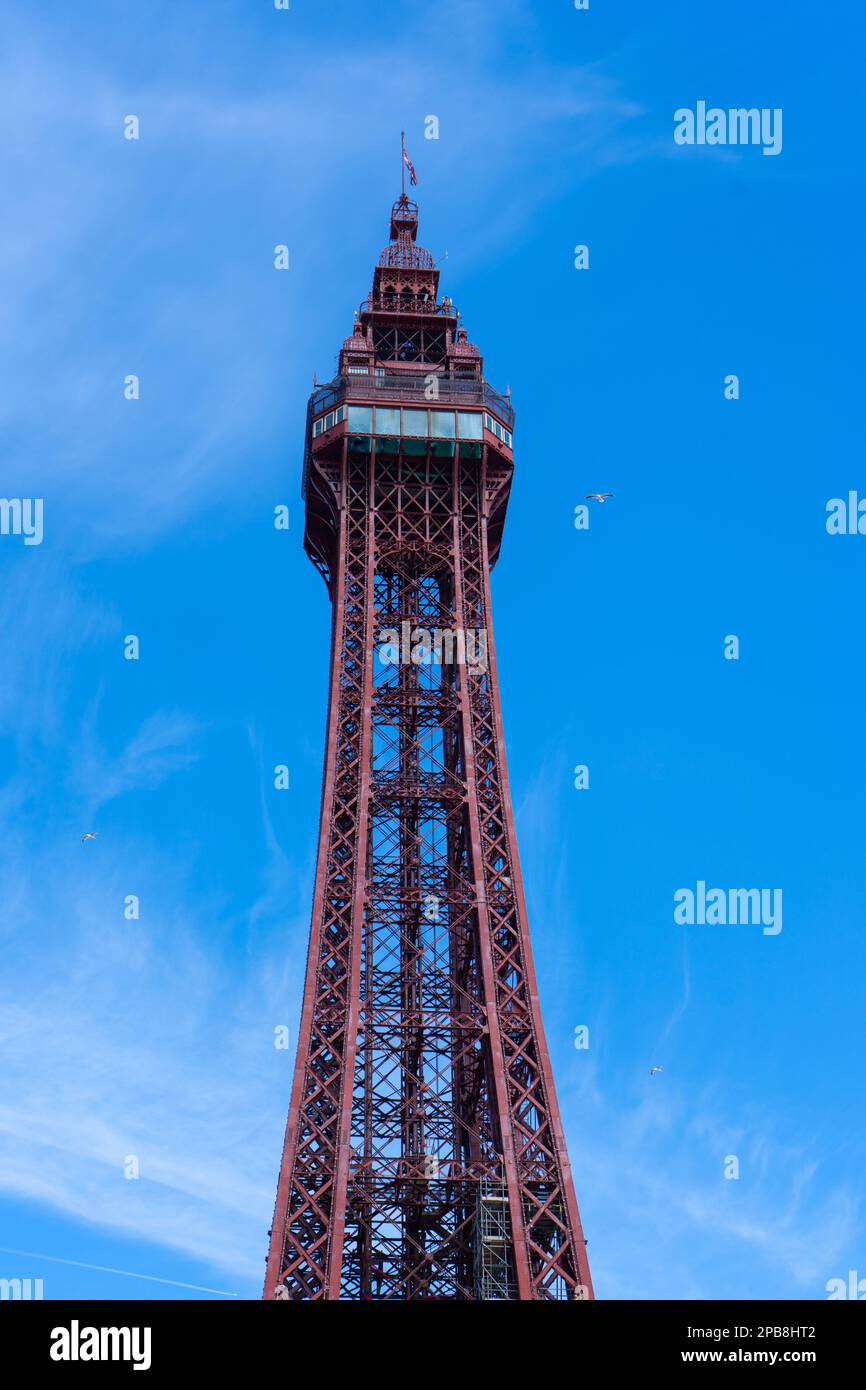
[264,183,593,1301]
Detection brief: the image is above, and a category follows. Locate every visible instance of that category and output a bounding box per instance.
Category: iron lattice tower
[264,192,593,1301]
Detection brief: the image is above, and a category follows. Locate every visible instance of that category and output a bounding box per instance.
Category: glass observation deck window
[457,411,483,439]
[403,409,429,437]
[374,407,401,435]
[347,405,373,432]
[484,412,513,449]
[312,405,346,437]
[430,411,456,439]
[316,403,495,446]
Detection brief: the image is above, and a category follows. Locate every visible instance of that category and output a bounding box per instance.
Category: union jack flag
[402,143,418,187]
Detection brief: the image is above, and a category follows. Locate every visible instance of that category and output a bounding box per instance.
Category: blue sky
[1,0,864,1300]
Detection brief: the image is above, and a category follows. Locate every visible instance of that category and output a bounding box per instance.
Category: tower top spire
[389,192,419,243]
[381,194,432,270]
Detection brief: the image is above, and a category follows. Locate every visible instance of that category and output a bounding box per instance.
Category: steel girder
[265,436,592,1300]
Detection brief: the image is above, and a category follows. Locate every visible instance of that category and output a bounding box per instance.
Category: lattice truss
[372,324,446,364]
[265,443,593,1301]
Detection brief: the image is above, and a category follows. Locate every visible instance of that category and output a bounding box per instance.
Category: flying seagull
[586,492,614,504]
[81,832,98,843]
[649,1065,663,1076]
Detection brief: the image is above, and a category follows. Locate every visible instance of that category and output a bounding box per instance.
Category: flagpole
[402,130,407,199]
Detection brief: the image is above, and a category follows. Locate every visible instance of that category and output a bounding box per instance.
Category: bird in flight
[649,1065,663,1076]
[81,832,98,843]
[586,492,614,504]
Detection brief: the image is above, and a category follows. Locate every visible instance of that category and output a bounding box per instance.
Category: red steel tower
[265,187,593,1301]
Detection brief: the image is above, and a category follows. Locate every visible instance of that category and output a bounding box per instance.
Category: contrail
[0,1247,238,1298]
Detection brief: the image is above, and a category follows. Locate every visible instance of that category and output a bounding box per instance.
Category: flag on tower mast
[401,131,417,190]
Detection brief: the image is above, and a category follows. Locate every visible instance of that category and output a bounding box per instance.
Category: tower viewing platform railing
[312,372,513,422]
[360,293,457,317]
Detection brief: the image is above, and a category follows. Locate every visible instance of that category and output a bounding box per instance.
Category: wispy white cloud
[651,932,692,1058]
[0,561,115,747]
[0,780,308,1286]
[514,740,860,1298]
[566,1081,859,1299]
[0,553,309,1286]
[71,708,202,813]
[0,0,646,554]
